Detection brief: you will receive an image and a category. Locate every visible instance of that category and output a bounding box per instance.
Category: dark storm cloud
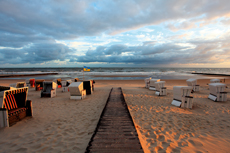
[1,0,230,39]
[0,42,74,64]
[0,0,230,65]
[76,39,230,65]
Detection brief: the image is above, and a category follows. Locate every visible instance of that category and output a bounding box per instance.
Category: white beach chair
[144,77,151,89]
[208,83,227,102]
[9,82,26,88]
[25,78,35,88]
[186,78,200,92]
[61,80,72,92]
[41,81,57,98]
[154,81,167,96]
[68,82,86,100]
[210,79,220,83]
[149,79,160,90]
[171,86,193,108]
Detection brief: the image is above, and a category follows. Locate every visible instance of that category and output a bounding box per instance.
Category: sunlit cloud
[0,0,230,67]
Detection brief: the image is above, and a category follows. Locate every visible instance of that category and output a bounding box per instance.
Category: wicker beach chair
[61,80,72,92]
[186,78,200,92]
[9,82,26,88]
[53,78,62,88]
[144,77,151,89]
[26,78,35,88]
[154,81,167,96]
[41,81,57,98]
[69,82,86,100]
[149,79,160,90]
[73,78,79,82]
[0,87,32,127]
[208,83,227,102]
[171,86,193,108]
[35,79,45,91]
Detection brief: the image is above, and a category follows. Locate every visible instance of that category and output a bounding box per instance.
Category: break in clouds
[0,0,230,66]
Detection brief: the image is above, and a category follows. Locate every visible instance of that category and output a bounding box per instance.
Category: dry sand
[0,78,230,153]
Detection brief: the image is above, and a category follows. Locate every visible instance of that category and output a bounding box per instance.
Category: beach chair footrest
[8,110,27,126]
[149,87,156,91]
[171,99,181,107]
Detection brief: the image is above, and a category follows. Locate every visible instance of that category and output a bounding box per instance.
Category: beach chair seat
[83,80,93,95]
[186,78,199,92]
[208,83,227,102]
[154,81,167,96]
[0,87,32,127]
[69,82,86,100]
[149,79,160,90]
[171,86,193,109]
[41,81,57,98]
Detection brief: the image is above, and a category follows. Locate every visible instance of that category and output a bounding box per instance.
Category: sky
[0,0,230,68]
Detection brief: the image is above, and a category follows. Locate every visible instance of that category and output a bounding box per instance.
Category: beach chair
[144,77,151,89]
[208,83,227,102]
[35,79,45,91]
[149,79,160,90]
[68,82,86,100]
[41,81,57,98]
[25,78,35,88]
[154,81,167,96]
[83,80,93,95]
[186,78,200,92]
[0,87,32,127]
[61,80,72,92]
[53,78,62,88]
[171,86,193,108]
[73,78,79,82]
[9,82,26,88]
[210,79,220,83]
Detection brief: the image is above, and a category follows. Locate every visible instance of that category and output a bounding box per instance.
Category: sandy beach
[0,77,230,153]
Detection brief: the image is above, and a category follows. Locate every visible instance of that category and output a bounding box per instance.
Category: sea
[0,67,230,80]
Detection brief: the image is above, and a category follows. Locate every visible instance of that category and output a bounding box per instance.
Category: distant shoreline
[0,73,58,78]
[192,72,230,76]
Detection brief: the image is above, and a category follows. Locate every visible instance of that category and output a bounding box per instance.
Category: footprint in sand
[155,146,163,152]
[161,141,170,149]
[188,139,203,147]
[156,134,165,141]
[35,131,44,136]
[15,147,28,152]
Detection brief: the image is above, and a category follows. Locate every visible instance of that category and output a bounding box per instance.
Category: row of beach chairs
[145,78,228,109]
[9,78,95,99]
[0,78,94,127]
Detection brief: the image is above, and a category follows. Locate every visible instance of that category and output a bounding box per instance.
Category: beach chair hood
[173,86,193,101]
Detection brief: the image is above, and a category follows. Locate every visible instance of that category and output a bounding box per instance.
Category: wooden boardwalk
[85,88,143,153]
